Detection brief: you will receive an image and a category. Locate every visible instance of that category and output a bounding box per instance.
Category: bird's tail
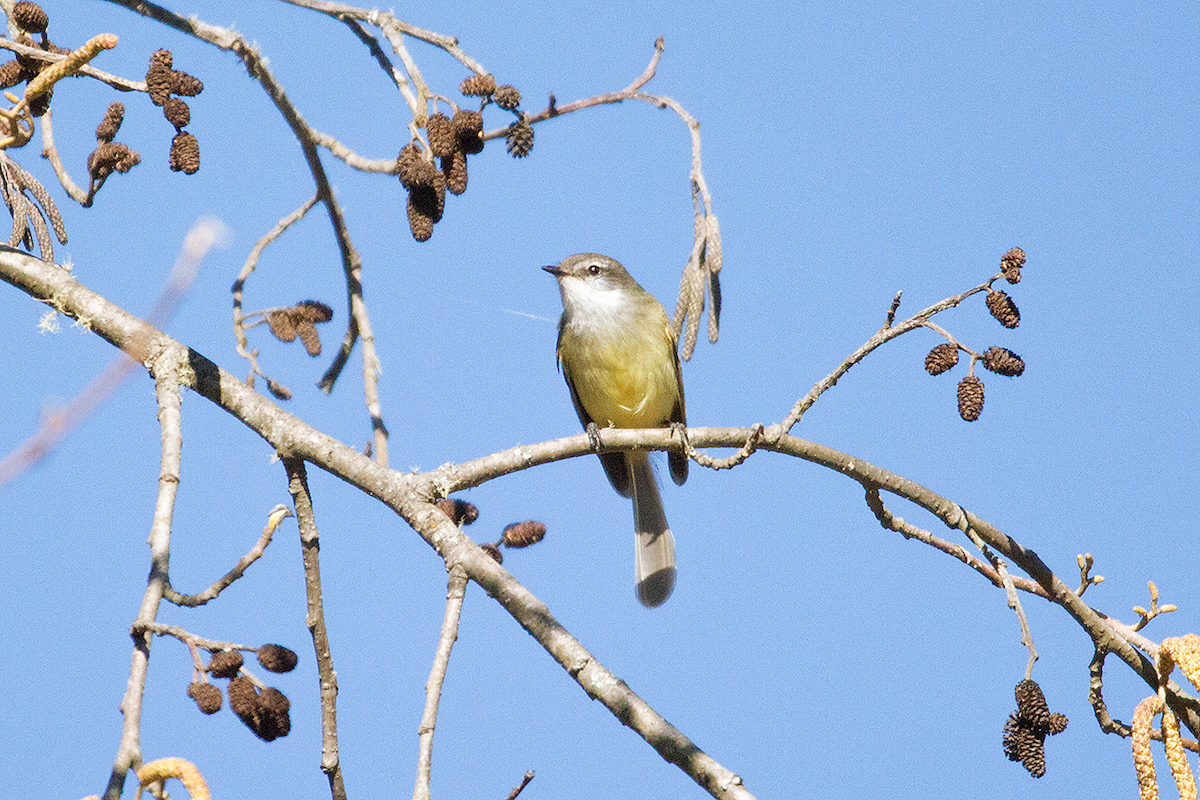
[630,453,677,607]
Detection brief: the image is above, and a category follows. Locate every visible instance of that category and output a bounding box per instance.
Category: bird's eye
[587,264,601,275]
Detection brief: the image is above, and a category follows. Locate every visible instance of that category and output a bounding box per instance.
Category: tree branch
[413,567,469,800]
[6,246,1196,791]
[284,457,347,800]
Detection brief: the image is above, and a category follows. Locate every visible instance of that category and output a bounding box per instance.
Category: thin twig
[413,568,469,800]
[232,194,320,387]
[862,485,1049,599]
[966,522,1039,679]
[41,109,98,206]
[132,621,257,659]
[0,37,143,92]
[503,771,536,800]
[100,369,182,800]
[1090,648,1200,751]
[778,275,1000,436]
[284,457,347,800]
[162,505,293,606]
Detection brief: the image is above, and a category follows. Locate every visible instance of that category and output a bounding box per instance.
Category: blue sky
[2,1,1198,797]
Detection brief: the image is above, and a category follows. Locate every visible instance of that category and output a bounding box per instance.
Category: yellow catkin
[136,757,210,800]
[1162,635,1200,692]
[1162,708,1199,800]
[1133,696,1164,800]
[25,33,118,101]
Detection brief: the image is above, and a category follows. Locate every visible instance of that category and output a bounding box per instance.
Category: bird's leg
[585,421,604,453]
[670,421,689,454]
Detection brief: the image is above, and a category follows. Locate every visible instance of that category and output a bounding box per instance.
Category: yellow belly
[560,326,679,429]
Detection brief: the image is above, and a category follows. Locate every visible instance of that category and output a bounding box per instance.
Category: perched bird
[544,253,687,607]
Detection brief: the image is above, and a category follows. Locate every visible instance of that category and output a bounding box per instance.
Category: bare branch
[413,568,469,800]
[284,458,348,800]
[778,276,999,435]
[503,771,536,800]
[97,369,183,800]
[232,194,320,387]
[0,37,143,92]
[10,246,1199,795]
[162,505,293,606]
[862,485,1049,599]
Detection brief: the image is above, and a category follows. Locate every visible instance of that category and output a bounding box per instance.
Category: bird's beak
[543,265,565,277]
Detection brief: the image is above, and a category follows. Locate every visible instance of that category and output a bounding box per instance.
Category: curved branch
[6,247,1196,791]
[162,505,292,606]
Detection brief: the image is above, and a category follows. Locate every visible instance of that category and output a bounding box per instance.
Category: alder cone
[982,346,1025,377]
[957,376,984,421]
[187,682,222,714]
[986,289,1020,328]
[924,343,959,375]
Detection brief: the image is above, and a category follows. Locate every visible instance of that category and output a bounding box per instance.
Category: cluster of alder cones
[187,644,299,742]
[145,48,204,174]
[399,74,533,241]
[924,247,1027,421]
[1002,678,1068,777]
[83,44,205,186]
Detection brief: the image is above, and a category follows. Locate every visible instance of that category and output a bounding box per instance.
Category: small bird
[544,253,687,607]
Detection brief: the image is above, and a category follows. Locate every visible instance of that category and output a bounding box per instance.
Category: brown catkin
[426,113,456,158]
[442,149,468,195]
[169,131,200,174]
[924,342,959,375]
[406,192,434,242]
[452,109,484,154]
[1002,246,1026,284]
[186,682,223,714]
[146,49,173,106]
[494,84,521,110]
[397,143,437,190]
[982,346,1025,377]
[227,676,261,725]
[13,2,49,34]
[296,322,322,356]
[502,521,547,548]
[256,688,291,741]
[88,142,126,180]
[1015,680,1051,730]
[170,70,203,97]
[460,73,496,97]
[505,119,534,158]
[294,300,333,323]
[115,147,141,173]
[95,101,125,141]
[0,60,24,89]
[266,310,298,342]
[163,97,190,129]
[208,650,243,678]
[986,289,1020,328]
[257,644,298,673]
[409,182,444,226]
[957,376,985,421]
